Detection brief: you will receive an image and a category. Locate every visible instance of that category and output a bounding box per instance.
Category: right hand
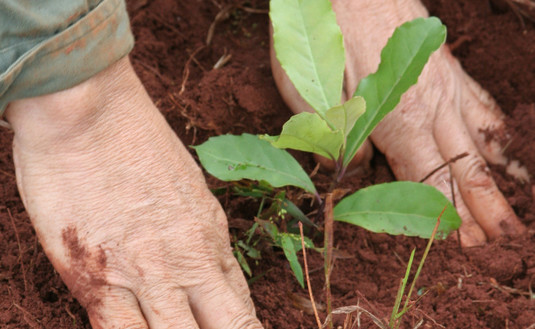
[5,57,262,329]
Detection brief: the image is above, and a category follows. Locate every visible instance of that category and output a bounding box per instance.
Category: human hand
[271,0,526,246]
[5,58,262,328]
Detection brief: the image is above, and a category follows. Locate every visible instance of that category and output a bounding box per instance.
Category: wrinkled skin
[5,58,262,329]
[4,0,528,327]
[271,0,526,246]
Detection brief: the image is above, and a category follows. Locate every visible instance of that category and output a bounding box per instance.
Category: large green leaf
[194,134,316,194]
[270,0,345,115]
[344,17,446,166]
[333,182,461,239]
[325,96,366,137]
[261,112,344,160]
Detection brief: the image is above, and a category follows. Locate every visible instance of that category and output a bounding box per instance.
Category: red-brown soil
[1,0,534,328]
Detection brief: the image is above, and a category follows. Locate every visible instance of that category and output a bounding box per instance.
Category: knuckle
[426,168,452,192]
[224,312,261,329]
[459,156,494,190]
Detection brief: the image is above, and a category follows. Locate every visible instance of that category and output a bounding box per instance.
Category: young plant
[194,0,461,325]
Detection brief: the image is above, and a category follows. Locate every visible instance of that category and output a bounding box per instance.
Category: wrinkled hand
[5,58,262,328]
[272,0,526,246]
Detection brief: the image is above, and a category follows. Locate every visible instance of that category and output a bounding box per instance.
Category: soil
[1,0,534,328]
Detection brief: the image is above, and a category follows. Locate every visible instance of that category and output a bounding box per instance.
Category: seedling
[194,0,461,326]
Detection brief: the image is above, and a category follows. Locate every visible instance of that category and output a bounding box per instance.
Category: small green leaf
[270,0,345,114]
[237,240,261,260]
[344,17,447,166]
[325,96,366,137]
[281,198,317,228]
[281,234,304,288]
[261,112,344,160]
[234,247,252,277]
[334,182,461,239]
[194,134,316,194]
[278,232,315,251]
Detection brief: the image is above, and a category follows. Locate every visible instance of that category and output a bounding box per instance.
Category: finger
[221,255,257,317]
[424,167,487,246]
[137,285,200,328]
[378,130,487,246]
[85,286,148,329]
[457,65,530,182]
[187,272,263,329]
[454,61,508,166]
[434,109,526,239]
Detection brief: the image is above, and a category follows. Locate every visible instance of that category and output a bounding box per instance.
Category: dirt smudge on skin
[62,226,89,261]
[60,226,108,312]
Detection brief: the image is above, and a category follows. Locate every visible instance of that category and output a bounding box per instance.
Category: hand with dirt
[271,0,526,246]
[5,57,262,329]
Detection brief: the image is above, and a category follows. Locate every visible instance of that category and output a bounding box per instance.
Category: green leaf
[194,134,316,194]
[281,234,304,288]
[325,96,366,137]
[281,198,317,228]
[237,240,261,260]
[344,17,447,166]
[278,232,315,251]
[333,182,461,239]
[270,0,345,114]
[256,219,280,242]
[261,112,344,160]
[234,247,252,277]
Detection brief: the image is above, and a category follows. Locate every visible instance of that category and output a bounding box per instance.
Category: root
[179,45,205,96]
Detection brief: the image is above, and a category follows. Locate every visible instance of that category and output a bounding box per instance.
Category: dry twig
[179,46,206,96]
[299,222,323,329]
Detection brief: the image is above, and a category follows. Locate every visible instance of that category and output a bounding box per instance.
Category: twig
[12,302,40,328]
[8,208,28,292]
[413,319,424,329]
[150,13,186,38]
[419,152,468,183]
[355,290,385,322]
[323,193,334,329]
[449,35,472,52]
[179,45,206,95]
[299,222,322,329]
[322,305,389,329]
[449,163,463,254]
[0,168,15,179]
[213,52,232,69]
[506,0,528,28]
[64,305,76,321]
[415,309,446,328]
[206,4,233,46]
[135,60,174,85]
[239,6,269,14]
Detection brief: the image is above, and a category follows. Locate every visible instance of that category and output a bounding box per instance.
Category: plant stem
[389,249,416,328]
[399,205,446,316]
[299,222,322,329]
[323,193,334,329]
